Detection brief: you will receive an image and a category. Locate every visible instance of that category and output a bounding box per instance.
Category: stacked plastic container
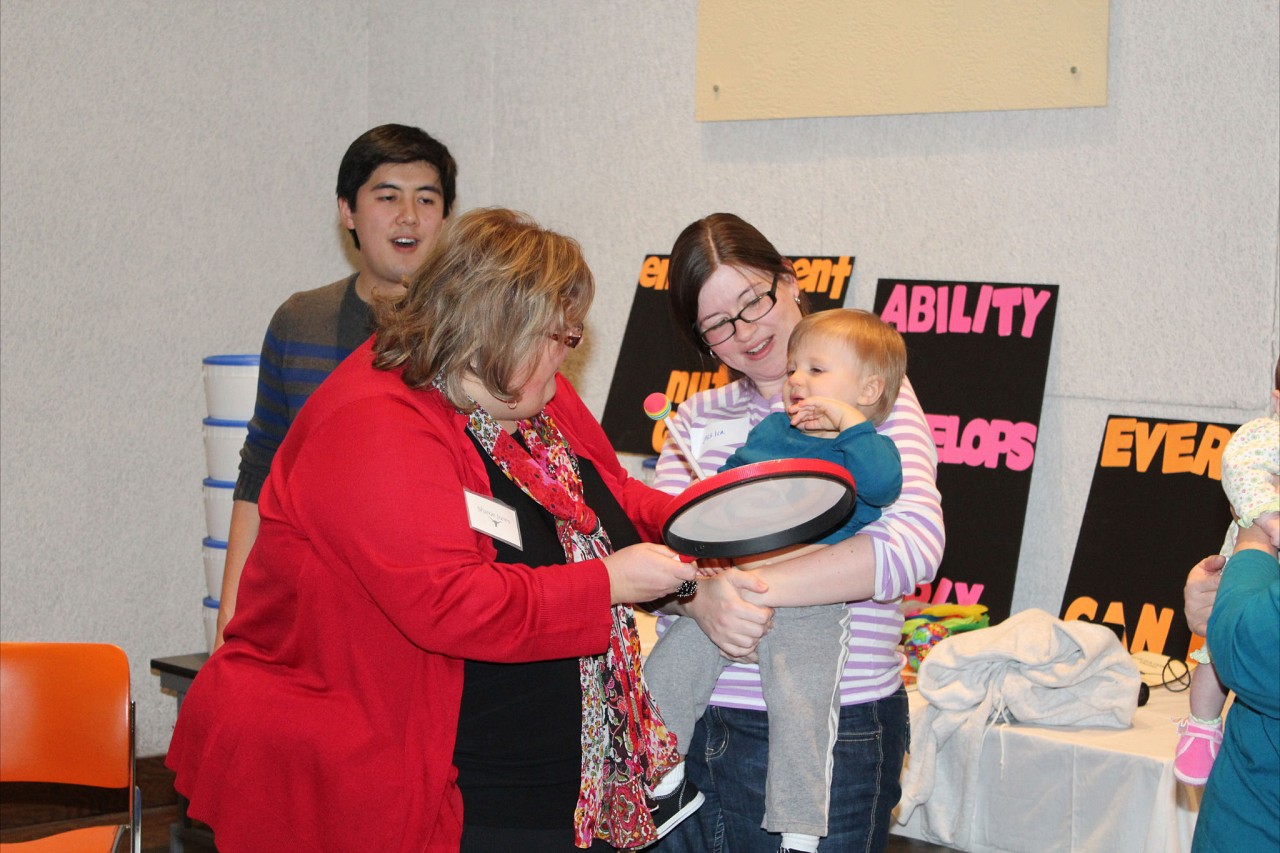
[201,354,258,652]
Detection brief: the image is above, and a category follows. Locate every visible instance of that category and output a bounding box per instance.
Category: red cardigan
[168,340,670,852]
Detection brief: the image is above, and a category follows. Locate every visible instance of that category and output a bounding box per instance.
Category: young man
[215,124,458,646]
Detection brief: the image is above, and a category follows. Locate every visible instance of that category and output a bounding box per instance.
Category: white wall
[373,0,1278,610]
[0,0,371,753]
[2,0,1276,755]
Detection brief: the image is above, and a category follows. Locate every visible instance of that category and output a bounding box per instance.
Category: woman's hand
[603,543,697,605]
[682,569,774,660]
[1184,553,1225,636]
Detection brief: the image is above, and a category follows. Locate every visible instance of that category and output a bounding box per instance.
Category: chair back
[0,642,137,852]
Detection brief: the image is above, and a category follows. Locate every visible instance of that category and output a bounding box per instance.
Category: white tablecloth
[893,686,1204,852]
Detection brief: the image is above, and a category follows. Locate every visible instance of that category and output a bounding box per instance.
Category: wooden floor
[0,755,204,852]
[1,755,957,852]
[887,837,960,853]
[0,804,199,853]
[8,814,954,853]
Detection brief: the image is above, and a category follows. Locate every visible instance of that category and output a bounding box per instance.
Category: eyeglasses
[548,326,583,349]
[695,273,779,347]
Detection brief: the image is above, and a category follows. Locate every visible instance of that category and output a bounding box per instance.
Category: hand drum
[661,458,856,559]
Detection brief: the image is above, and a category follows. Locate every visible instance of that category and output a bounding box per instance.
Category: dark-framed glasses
[696,273,779,347]
[548,326,584,349]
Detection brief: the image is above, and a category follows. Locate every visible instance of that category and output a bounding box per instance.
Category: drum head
[661,458,856,559]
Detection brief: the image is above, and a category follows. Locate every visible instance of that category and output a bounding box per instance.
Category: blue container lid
[203,354,260,366]
[203,596,220,608]
[203,416,250,428]
[642,456,659,469]
[203,477,236,489]
[203,536,228,549]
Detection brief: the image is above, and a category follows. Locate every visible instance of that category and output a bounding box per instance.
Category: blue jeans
[652,689,909,853]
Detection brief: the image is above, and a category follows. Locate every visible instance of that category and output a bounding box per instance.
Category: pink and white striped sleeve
[861,376,945,601]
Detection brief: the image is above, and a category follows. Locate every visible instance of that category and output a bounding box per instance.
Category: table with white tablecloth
[893,685,1205,853]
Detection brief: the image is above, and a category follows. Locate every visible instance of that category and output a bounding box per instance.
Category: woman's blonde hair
[788,309,906,425]
[372,207,594,409]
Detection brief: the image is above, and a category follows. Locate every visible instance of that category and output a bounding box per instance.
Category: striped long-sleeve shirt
[652,375,945,709]
[234,275,372,503]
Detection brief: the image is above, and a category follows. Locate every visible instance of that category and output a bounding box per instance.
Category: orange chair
[0,642,140,853]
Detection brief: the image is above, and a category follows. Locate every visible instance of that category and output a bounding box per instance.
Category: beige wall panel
[1,0,1274,758]
[697,0,1109,120]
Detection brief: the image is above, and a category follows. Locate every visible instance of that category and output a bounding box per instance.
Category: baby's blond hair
[788,309,906,424]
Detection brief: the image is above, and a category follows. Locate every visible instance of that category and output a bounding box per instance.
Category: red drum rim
[661,458,856,559]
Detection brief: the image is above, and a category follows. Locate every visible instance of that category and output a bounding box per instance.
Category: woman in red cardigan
[168,208,696,852]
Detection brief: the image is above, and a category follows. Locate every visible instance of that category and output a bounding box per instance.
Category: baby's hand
[788,395,866,434]
[695,557,732,578]
[1253,511,1280,549]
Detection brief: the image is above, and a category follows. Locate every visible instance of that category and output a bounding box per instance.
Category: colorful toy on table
[643,391,708,480]
[902,603,990,636]
[904,622,951,671]
[900,604,990,672]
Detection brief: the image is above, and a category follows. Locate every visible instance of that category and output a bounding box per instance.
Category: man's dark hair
[337,124,458,248]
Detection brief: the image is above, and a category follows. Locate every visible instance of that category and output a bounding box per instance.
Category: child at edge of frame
[1173,355,1280,786]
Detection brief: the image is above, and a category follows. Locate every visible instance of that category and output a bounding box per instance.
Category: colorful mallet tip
[643,391,708,481]
[643,392,672,421]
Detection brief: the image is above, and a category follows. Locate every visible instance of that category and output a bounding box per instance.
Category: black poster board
[602,255,853,455]
[1060,415,1238,659]
[873,279,1058,622]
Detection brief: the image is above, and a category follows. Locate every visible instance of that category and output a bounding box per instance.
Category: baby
[645,309,906,852]
[1174,356,1280,785]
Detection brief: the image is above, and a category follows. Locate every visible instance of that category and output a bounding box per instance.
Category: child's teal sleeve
[832,421,902,507]
[1206,548,1280,718]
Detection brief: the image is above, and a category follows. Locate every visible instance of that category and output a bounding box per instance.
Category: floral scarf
[463,400,679,849]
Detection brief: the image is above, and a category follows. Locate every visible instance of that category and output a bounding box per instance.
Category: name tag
[692,418,751,457]
[464,490,523,550]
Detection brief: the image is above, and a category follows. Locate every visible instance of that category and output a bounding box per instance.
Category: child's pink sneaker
[1173,717,1223,785]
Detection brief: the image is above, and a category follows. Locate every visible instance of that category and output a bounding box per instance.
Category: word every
[1100,417,1232,480]
[880,282,1053,338]
[638,255,853,303]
